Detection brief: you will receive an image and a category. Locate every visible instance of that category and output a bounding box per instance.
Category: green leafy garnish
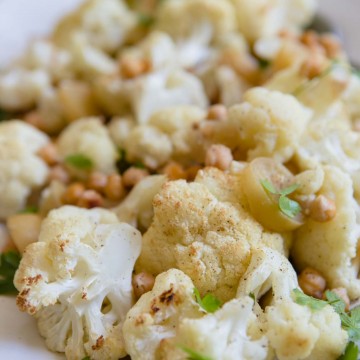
[292,289,328,311]
[249,292,256,302]
[19,205,38,214]
[81,357,90,360]
[179,346,214,360]
[260,179,278,194]
[0,250,21,295]
[64,154,93,170]
[338,342,358,360]
[194,288,221,313]
[261,180,301,218]
[278,195,302,218]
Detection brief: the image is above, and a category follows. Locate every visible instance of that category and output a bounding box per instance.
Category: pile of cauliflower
[1,0,360,359]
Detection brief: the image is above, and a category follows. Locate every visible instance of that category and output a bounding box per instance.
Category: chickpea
[161,162,187,180]
[120,57,151,79]
[37,143,60,166]
[207,104,228,121]
[122,167,149,188]
[300,53,326,80]
[87,172,108,193]
[132,272,155,299]
[48,165,70,184]
[319,35,341,58]
[76,190,104,209]
[24,111,44,130]
[309,195,336,222]
[300,30,319,49]
[298,267,326,299]
[61,182,86,205]
[104,174,125,201]
[205,144,233,171]
[328,287,350,311]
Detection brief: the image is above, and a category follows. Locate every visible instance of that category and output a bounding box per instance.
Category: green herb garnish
[194,288,221,313]
[19,205,38,214]
[338,341,359,360]
[260,180,301,218]
[179,346,214,360]
[292,288,328,311]
[64,154,93,170]
[81,357,90,360]
[0,250,21,294]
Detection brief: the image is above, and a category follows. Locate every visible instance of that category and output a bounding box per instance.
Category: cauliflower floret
[161,297,268,360]
[231,0,317,42]
[108,116,136,147]
[156,0,236,42]
[19,40,72,81]
[113,175,167,230]
[123,269,203,360]
[124,125,173,169]
[53,0,136,54]
[292,166,360,299]
[237,247,348,360]
[136,167,289,302]
[0,69,50,111]
[57,117,118,177]
[227,87,312,162]
[120,31,177,72]
[123,105,207,168]
[126,69,208,124]
[0,121,49,219]
[295,107,360,194]
[68,32,118,78]
[155,0,237,68]
[14,206,142,360]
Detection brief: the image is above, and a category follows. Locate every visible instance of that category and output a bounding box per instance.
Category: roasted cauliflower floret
[228,87,312,162]
[126,69,208,124]
[231,0,317,42]
[136,167,289,302]
[53,0,136,53]
[123,269,203,360]
[0,69,50,111]
[122,105,207,168]
[292,166,360,300]
[237,247,348,360]
[156,0,236,43]
[0,121,49,219]
[14,206,142,360]
[57,117,118,177]
[161,296,268,360]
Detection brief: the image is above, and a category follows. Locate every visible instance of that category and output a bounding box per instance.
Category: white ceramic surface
[0,1,359,359]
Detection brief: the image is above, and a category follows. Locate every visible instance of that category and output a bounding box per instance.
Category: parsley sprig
[260,179,301,218]
[293,289,360,359]
[179,346,213,360]
[0,250,21,295]
[64,154,93,170]
[193,288,221,313]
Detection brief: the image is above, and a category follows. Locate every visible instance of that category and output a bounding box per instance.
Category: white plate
[0,0,359,359]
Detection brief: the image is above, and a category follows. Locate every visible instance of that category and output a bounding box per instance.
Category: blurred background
[0,0,359,68]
